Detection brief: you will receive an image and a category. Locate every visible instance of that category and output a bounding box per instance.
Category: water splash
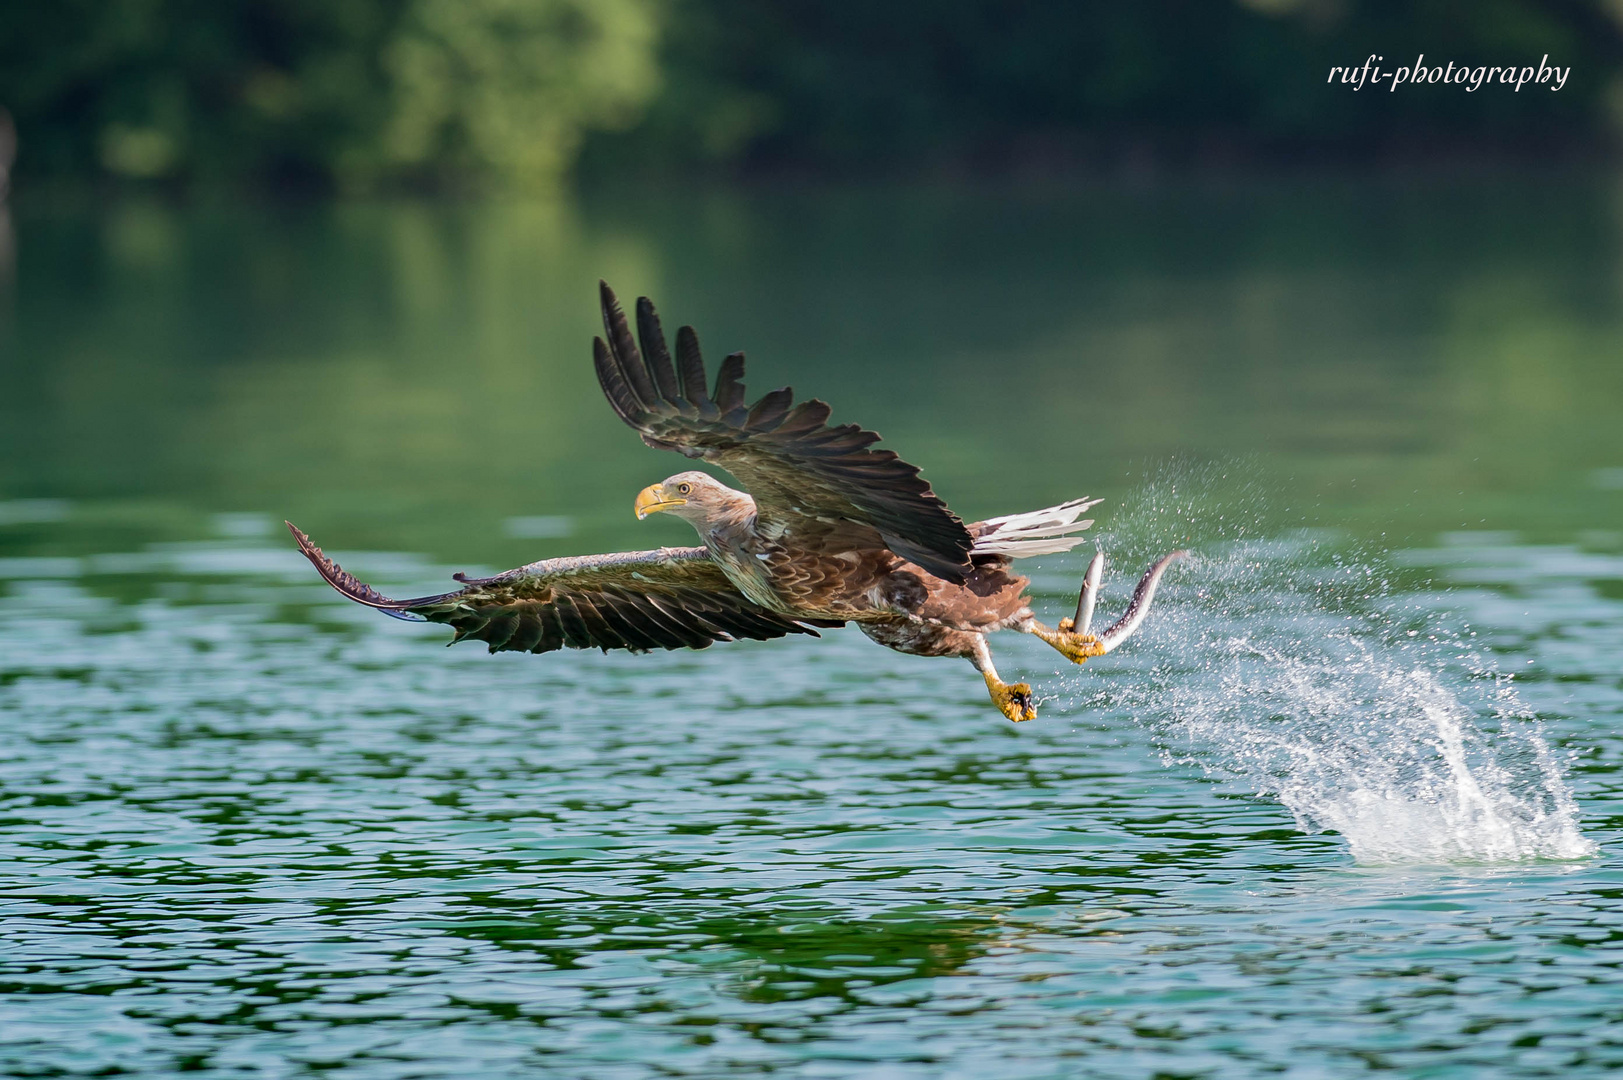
[1155,615,1592,864]
[1075,467,1594,865]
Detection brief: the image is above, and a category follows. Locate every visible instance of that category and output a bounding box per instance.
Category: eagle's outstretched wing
[288,523,838,654]
[592,282,975,583]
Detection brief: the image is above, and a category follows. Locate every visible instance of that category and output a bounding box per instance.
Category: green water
[1,176,1622,1077]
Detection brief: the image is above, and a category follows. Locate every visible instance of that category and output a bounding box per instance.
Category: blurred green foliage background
[2,0,1621,193]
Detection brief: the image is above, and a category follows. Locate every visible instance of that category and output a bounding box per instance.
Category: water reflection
[3,178,1621,569]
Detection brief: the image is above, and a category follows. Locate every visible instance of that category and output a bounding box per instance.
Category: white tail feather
[971,497,1103,559]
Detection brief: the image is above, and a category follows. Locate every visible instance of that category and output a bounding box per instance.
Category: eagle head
[634,471,751,529]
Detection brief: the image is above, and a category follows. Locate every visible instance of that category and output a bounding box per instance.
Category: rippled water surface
[2,178,1622,1076]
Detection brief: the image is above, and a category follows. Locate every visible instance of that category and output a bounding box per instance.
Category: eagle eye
[677,482,692,495]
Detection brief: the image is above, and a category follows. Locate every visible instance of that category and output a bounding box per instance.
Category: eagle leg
[970,635,1036,723]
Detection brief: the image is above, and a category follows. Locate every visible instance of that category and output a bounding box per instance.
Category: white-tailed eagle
[290,283,1185,722]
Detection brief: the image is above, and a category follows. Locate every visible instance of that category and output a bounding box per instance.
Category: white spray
[1066,466,1593,865]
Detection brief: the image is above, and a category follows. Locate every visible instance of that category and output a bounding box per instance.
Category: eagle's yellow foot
[1038,622,1106,665]
[985,674,1037,723]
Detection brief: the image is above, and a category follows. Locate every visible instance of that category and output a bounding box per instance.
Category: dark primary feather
[674,326,712,413]
[288,522,837,654]
[592,282,975,583]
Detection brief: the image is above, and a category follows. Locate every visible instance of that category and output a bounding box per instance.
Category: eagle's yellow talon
[986,675,1038,723]
[1033,624,1105,665]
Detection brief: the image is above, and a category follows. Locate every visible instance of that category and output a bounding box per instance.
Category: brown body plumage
[290,283,1186,723]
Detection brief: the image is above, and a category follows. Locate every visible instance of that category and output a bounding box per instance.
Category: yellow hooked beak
[634,483,687,520]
